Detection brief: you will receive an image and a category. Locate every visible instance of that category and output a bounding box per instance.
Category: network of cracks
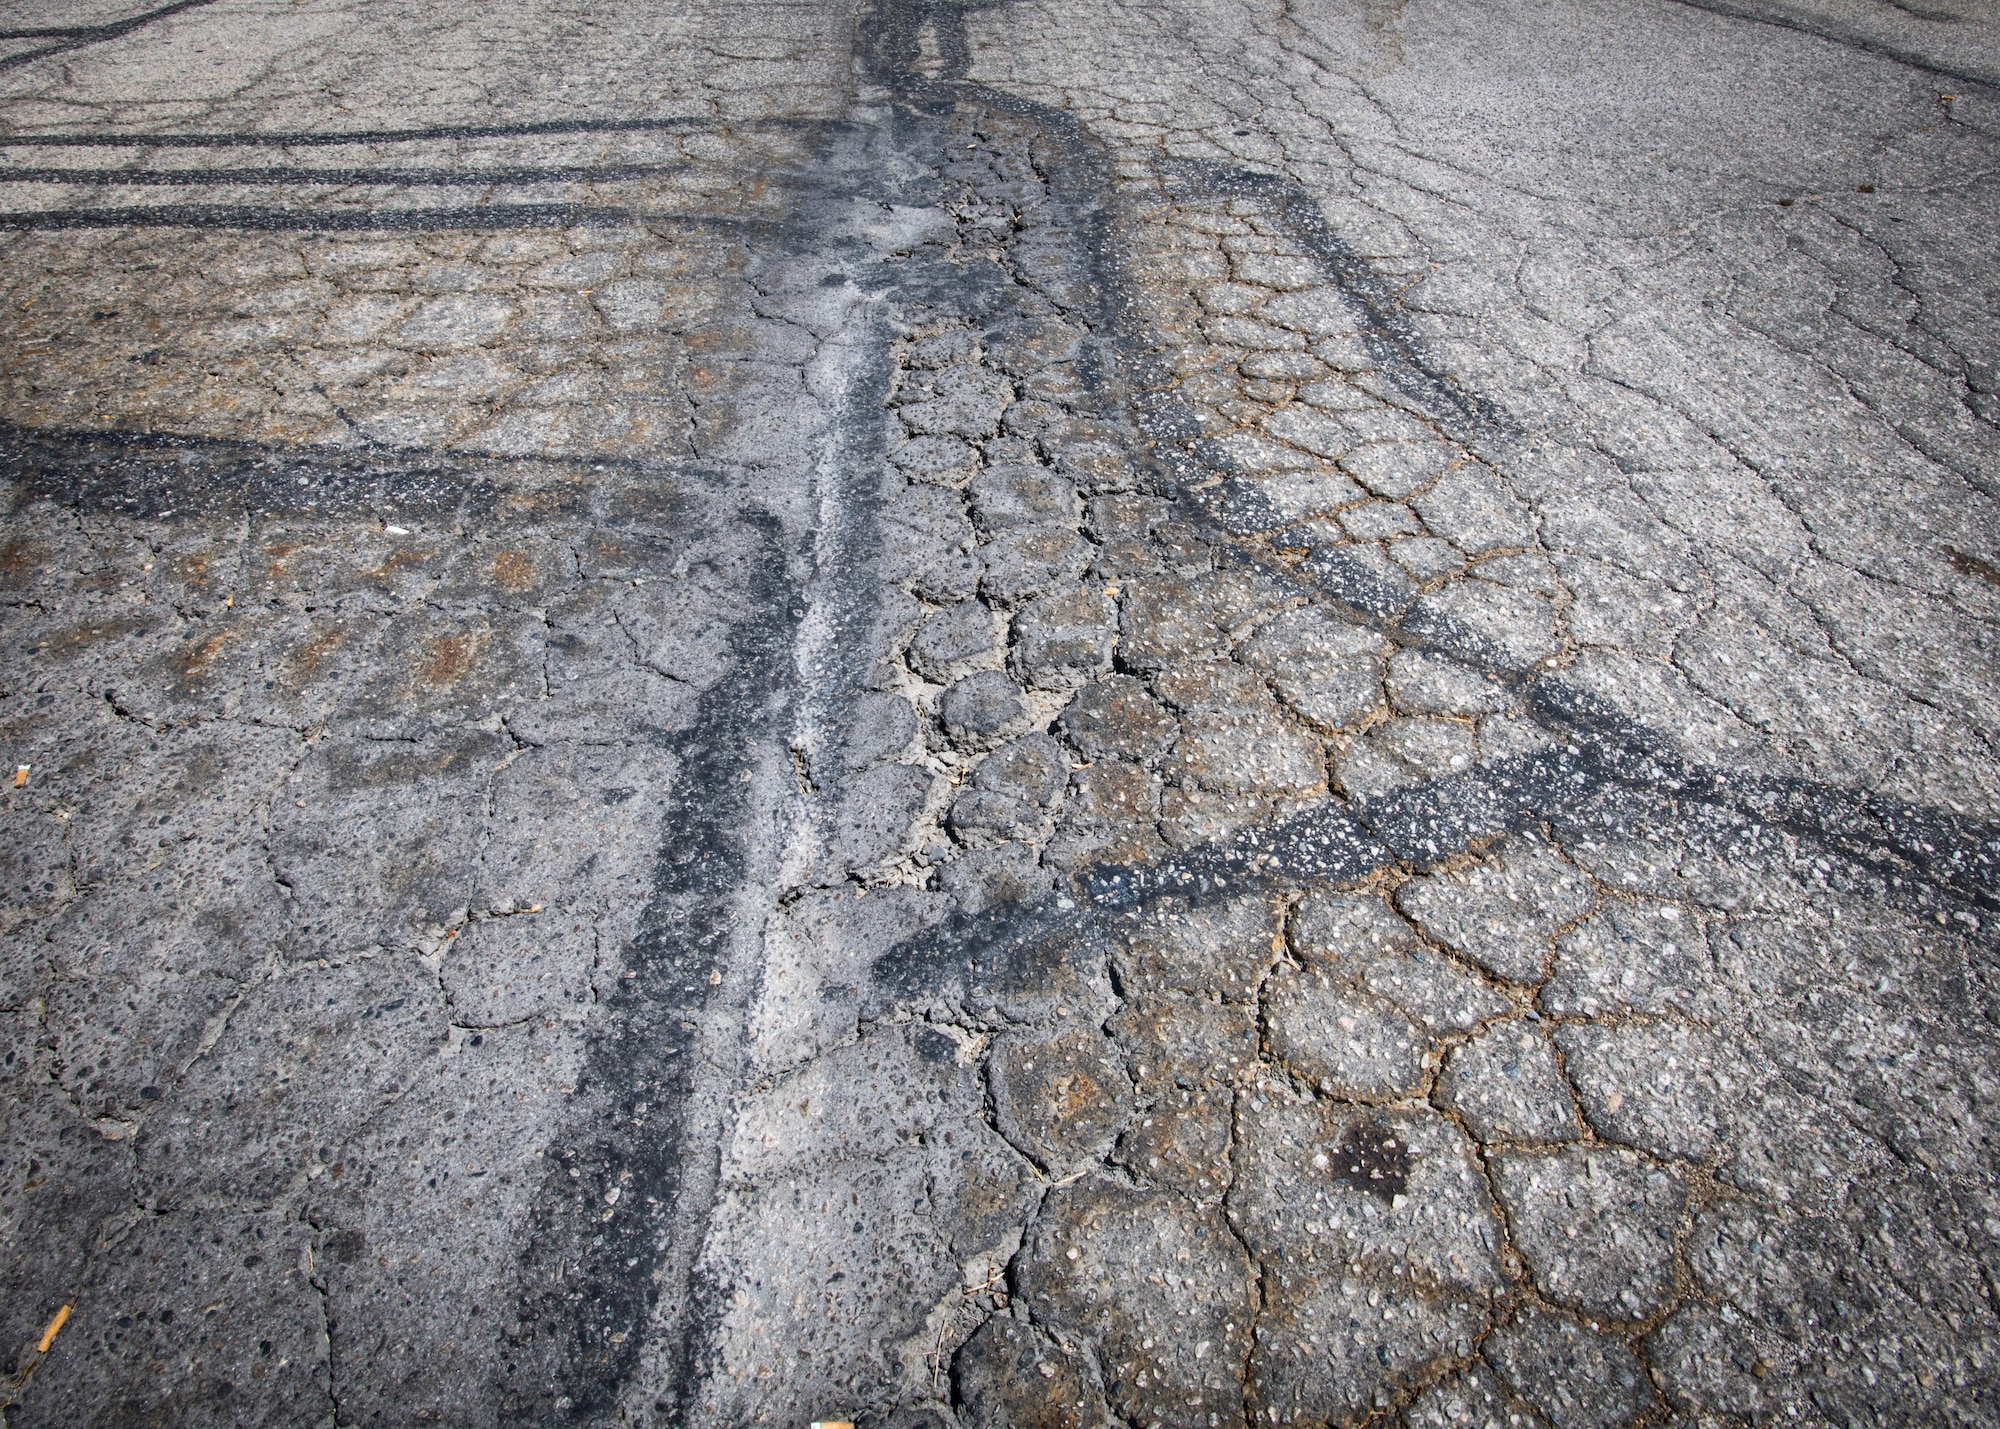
[2,1,1998,1427]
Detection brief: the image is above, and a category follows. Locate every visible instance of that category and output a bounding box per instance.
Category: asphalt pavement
[2,1,1998,1425]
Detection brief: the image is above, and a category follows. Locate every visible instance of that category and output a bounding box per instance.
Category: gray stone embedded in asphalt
[952,1314,1110,1429]
[1265,970,1428,1099]
[1019,1175,1258,1429]
[1395,835,1597,983]
[1492,1145,1687,1321]
[1555,1018,1749,1164]
[1483,1304,1660,1429]
[1436,1017,1580,1145]
[1111,894,1286,1003]
[1403,1360,1525,1429]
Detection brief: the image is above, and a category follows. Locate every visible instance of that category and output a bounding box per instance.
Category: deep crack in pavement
[2,0,1999,1426]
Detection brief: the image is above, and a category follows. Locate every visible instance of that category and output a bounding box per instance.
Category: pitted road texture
[1,1,1998,1427]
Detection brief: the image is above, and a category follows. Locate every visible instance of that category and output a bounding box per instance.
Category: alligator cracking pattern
[1,0,1998,1427]
[694,12,2000,1429]
[0,127,810,456]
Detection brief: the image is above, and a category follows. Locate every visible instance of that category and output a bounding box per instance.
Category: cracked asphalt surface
[2,0,1998,1425]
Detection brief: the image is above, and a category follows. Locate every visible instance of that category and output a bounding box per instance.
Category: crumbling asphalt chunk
[1483,1304,1660,1429]
[1492,1145,1686,1322]
[1018,1175,1257,1429]
[1436,1018,1581,1145]
[988,1021,1133,1173]
[1395,836,1597,983]
[952,1314,1111,1429]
